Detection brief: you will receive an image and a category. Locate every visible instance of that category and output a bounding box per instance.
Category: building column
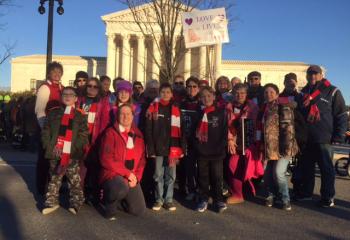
[152,35,161,80]
[184,48,191,80]
[115,42,120,78]
[107,34,116,79]
[137,35,145,84]
[121,34,131,80]
[214,43,222,80]
[199,46,207,78]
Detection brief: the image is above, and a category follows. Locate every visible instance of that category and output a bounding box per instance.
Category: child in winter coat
[145,82,186,211]
[195,86,228,213]
[41,87,89,215]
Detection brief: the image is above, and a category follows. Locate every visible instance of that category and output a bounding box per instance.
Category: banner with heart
[182,8,229,48]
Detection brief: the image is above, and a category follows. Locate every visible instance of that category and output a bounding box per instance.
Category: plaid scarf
[196,105,215,143]
[147,98,183,166]
[302,79,331,123]
[55,106,75,174]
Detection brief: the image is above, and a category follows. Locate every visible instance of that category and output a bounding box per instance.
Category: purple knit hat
[116,80,133,94]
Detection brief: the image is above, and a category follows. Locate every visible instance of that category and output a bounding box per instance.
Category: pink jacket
[227,100,264,195]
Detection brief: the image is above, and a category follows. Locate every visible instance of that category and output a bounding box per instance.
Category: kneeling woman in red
[99,103,146,220]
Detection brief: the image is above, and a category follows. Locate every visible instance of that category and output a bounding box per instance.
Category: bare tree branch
[0,0,16,65]
[0,42,15,65]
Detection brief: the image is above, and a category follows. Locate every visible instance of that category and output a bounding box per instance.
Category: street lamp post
[38,0,64,78]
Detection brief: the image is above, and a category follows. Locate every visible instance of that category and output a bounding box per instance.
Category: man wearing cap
[293,65,347,207]
[132,81,145,103]
[247,71,265,107]
[74,71,88,97]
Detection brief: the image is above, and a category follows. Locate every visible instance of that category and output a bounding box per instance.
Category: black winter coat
[195,107,228,160]
[299,81,347,144]
[145,102,186,157]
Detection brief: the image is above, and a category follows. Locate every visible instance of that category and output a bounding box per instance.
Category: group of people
[0,93,39,149]
[32,61,348,220]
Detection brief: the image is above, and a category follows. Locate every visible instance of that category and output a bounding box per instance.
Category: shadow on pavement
[0,196,24,240]
[0,144,44,211]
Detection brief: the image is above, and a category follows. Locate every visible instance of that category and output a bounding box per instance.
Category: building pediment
[101,2,196,25]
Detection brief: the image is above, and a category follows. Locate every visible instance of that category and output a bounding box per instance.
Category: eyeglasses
[174,82,184,85]
[187,85,198,89]
[76,78,86,83]
[87,84,99,89]
[62,93,77,98]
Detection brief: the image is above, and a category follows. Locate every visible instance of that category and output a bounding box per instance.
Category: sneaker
[226,197,244,205]
[196,200,208,213]
[265,197,273,207]
[222,188,229,197]
[68,207,78,215]
[42,205,59,215]
[152,202,163,211]
[282,202,292,211]
[320,198,335,207]
[163,202,176,211]
[215,201,227,213]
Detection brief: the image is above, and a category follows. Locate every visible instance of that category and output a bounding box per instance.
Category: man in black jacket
[247,71,265,108]
[294,65,347,207]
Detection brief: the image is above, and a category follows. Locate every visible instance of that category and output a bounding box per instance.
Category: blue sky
[0,0,349,102]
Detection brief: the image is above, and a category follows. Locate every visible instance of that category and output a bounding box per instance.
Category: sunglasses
[87,84,99,89]
[174,82,184,85]
[187,85,198,89]
[62,93,77,98]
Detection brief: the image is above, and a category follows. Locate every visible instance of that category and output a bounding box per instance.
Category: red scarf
[84,102,98,136]
[55,106,75,174]
[120,125,137,171]
[303,79,331,123]
[147,98,183,166]
[196,105,215,143]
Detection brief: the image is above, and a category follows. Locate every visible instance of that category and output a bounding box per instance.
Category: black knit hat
[75,71,88,80]
[247,71,261,79]
[284,73,297,83]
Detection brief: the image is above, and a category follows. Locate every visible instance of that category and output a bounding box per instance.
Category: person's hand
[128,173,137,188]
[53,146,63,158]
[346,131,350,137]
[228,140,237,155]
[148,154,156,158]
[180,154,184,158]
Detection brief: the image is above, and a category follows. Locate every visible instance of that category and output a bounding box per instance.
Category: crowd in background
[1,61,350,220]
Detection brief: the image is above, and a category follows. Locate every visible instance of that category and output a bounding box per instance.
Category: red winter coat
[99,122,146,185]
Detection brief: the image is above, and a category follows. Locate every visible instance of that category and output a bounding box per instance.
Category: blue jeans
[153,156,176,204]
[264,158,290,203]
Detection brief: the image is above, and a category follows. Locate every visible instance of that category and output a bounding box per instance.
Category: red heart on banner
[185,18,193,25]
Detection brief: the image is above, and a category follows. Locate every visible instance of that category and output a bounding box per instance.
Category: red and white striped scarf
[55,106,75,172]
[302,79,331,123]
[147,98,183,165]
[86,102,98,135]
[196,105,215,143]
